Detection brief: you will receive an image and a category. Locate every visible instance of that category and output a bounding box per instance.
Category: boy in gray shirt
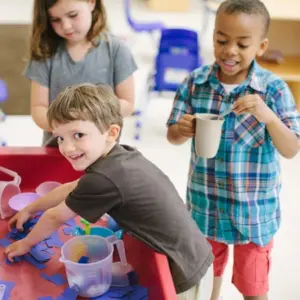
[5,84,213,299]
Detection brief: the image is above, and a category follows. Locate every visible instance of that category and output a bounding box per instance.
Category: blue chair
[133,29,203,140]
[124,0,165,34]
[0,80,8,146]
[153,29,202,92]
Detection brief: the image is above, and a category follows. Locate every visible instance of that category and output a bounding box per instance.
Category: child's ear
[257,38,269,57]
[107,124,120,142]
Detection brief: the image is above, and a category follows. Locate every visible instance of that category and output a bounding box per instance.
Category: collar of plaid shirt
[194,60,265,95]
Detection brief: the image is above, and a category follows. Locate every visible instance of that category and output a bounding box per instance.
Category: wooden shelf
[257,56,300,110]
[257,56,300,82]
[262,0,300,21]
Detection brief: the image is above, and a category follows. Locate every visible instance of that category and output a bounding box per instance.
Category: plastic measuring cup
[60,235,129,298]
[0,166,22,219]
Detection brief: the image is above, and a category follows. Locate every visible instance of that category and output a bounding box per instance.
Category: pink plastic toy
[8,192,40,212]
[0,166,21,219]
[36,181,61,197]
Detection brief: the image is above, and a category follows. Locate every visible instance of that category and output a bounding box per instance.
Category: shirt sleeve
[23,59,51,88]
[65,173,122,223]
[166,74,194,127]
[112,37,137,86]
[271,81,300,138]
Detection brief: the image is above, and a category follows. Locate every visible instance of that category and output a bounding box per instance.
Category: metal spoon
[211,107,233,120]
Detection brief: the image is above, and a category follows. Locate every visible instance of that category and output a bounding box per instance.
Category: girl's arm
[115,75,135,117]
[30,80,51,131]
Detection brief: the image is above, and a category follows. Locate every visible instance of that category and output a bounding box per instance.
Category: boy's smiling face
[213,12,269,84]
[53,120,115,171]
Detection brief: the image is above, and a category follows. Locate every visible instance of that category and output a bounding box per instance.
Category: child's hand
[8,209,32,231]
[178,114,196,137]
[233,94,276,124]
[4,239,32,262]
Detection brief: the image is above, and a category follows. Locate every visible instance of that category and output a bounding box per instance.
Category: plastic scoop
[36,181,61,197]
[90,226,123,240]
[8,192,40,211]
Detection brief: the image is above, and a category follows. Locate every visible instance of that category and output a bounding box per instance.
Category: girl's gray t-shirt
[24,33,137,144]
[24,33,137,103]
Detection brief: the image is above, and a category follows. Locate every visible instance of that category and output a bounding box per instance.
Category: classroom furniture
[0,147,178,300]
[257,0,300,110]
[134,28,203,140]
[125,0,165,34]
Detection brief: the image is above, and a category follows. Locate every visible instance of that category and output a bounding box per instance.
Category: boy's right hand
[8,209,32,231]
[178,114,196,137]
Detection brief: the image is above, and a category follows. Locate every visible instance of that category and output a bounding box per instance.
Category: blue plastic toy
[107,215,121,232]
[72,216,124,240]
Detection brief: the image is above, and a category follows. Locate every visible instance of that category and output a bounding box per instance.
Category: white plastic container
[60,235,128,298]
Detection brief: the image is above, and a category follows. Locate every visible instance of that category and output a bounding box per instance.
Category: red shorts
[208,239,273,296]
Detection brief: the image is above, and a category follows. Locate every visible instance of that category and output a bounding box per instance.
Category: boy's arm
[167,115,195,145]
[167,124,190,145]
[265,111,298,158]
[25,179,79,215]
[166,75,194,144]
[5,202,76,261]
[234,84,300,158]
[7,179,79,232]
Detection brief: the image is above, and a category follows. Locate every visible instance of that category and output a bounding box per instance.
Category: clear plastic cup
[60,235,128,298]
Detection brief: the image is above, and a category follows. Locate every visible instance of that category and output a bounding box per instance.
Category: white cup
[194,113,224,158]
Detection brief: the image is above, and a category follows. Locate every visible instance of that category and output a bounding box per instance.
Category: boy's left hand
[233,94,276,124]
[5,239,32,262]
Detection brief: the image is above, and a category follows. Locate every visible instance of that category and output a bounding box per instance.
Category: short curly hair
[217,0,270,37]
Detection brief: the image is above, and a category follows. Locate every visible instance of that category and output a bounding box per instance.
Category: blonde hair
[30,0,107,60]
[47,84,123,133]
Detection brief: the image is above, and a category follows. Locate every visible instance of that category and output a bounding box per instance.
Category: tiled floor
[1,1,300,299]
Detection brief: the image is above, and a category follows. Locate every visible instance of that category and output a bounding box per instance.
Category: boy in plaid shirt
[167,1,300,299]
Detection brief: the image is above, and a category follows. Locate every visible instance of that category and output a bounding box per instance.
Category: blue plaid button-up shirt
[167,61,300,246]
